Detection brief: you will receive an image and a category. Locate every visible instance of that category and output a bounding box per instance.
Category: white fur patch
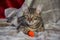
[26,20,38,25]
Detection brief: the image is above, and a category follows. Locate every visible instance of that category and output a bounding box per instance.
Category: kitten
[17,6,44,34]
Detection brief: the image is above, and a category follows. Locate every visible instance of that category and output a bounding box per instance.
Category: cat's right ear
[36,5,43,14]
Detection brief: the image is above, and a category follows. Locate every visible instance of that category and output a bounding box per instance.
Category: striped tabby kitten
[17,7,44,34]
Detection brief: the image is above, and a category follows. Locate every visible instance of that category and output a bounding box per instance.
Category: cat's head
[23,5,42,26]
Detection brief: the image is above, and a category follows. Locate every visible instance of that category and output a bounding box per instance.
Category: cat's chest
[28,22,39,29]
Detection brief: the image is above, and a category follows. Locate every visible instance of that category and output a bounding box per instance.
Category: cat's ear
[23,8,29,15]
[36,5,43,14]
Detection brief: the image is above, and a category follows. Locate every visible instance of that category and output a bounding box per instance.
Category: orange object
[28,30,34,37]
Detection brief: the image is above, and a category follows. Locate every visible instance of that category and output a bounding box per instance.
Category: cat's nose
[28,18,32,22]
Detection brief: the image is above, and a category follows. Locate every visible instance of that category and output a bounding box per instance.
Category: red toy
[28,30,34,37]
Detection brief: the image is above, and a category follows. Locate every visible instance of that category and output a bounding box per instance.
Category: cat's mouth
[26,20,38,26]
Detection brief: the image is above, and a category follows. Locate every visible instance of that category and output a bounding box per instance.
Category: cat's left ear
[36,5,43,14]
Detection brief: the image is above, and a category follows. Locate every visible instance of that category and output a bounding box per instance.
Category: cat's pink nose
[28,18,32,22]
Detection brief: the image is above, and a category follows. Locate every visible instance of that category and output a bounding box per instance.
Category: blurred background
[0,0,60,40]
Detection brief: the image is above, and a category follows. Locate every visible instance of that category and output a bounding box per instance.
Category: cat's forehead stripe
[28,8,36,14]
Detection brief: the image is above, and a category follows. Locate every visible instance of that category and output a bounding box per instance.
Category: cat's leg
[36,24,44,32]
[22,27,30,34]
